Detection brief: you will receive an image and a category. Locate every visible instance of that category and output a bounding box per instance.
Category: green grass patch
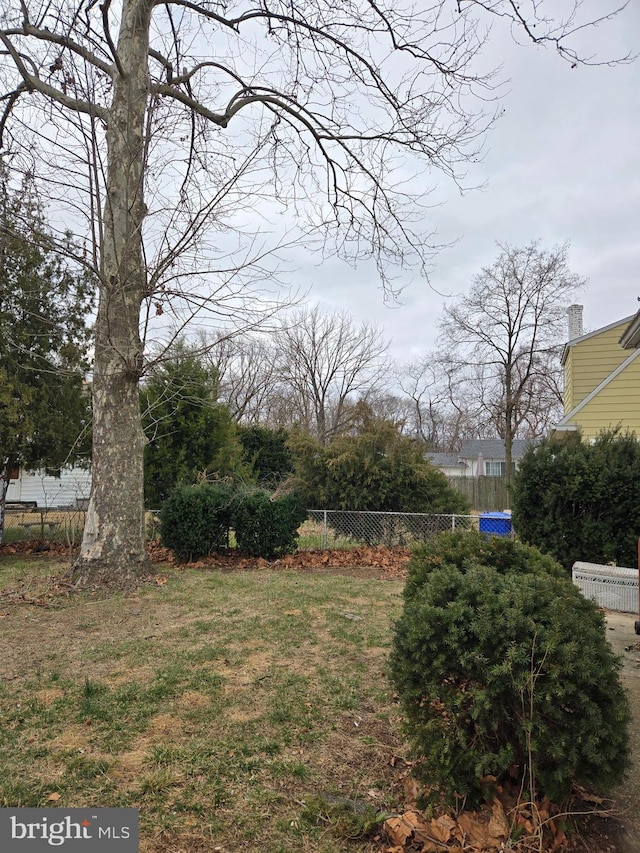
[0,559,404,852]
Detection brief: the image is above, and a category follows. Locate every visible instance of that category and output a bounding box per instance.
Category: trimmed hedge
[159,481,236,561]
[512,429,640,570]
[160,483,307,561]
[404,529,566,599]
[232,490,308,559]
[391,534,630,805]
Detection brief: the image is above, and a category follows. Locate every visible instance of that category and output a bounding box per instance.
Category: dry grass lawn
[0,556,407,853]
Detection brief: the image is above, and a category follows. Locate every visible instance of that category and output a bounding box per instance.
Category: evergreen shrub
[512,429,640,570]
[391,554,630,804]
[232,490,308,559]
[160,481,236,560]
[404,529,565,600]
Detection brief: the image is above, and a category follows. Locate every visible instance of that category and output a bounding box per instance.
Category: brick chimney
[567,304,584,341]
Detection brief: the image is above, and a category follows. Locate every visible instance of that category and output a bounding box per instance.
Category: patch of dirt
[35,687,65,706]
[175,690,210,711]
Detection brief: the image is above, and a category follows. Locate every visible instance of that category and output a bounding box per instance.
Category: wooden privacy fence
[445,476,511,512]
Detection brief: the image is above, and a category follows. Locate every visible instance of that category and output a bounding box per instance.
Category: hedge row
[159,482,307,561]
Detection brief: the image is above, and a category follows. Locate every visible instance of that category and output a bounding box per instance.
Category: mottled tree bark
[74,0,153,582]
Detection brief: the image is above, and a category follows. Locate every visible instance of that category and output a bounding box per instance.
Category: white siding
[6,466,91,508]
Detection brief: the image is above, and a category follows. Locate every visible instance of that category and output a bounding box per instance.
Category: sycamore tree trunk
[74,0,153,583]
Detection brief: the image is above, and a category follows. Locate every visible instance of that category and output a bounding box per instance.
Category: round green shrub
[404,530,566,600]
[390,564,630,805]
[160,481,236,560]
[233,490,308,559]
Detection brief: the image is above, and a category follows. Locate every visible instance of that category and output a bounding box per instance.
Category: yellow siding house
[554,307,640,440]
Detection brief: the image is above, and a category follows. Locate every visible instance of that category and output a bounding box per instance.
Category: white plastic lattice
[572,561,639,614]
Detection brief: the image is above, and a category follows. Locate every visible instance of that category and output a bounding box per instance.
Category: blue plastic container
[479,511,512,537]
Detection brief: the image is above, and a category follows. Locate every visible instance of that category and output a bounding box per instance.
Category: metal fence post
[323,510,328,550]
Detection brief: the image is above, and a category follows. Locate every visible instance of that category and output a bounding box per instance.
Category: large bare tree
[0,2,627,582]
[438,241,585,486]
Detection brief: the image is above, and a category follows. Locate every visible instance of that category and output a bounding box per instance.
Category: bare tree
[276,306,389,444]
[0,2,627,582]
[397,358,451,449]
[204,333,281,425]
[438,241,585,485]
[395,355,493,449]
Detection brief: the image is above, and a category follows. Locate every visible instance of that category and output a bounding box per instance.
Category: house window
[485,461,504,477]
[485,461,516,477]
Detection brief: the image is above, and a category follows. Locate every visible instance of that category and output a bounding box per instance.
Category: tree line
[196,238,581,471]
[3,174,638,576]
[1,172,584,519]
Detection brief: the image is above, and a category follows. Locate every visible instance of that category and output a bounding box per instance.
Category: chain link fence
[2,505,481,552]
[302,510,478,550]
[1,505,87,546]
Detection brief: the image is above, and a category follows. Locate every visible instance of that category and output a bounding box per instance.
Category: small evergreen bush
[404,529,565,599]
[391,563,630,805]
[233,490,308,559]
[160,481,236,560]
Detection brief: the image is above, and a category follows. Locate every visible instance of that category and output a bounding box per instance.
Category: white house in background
[428,439,536,478]
[5,465,91,508]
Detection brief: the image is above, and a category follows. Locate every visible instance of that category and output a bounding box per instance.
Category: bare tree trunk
[74,0,152,583]
[504,366,514,491]
[504,415,514,490]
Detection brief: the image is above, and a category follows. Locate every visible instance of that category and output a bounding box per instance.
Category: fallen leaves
[146,541,411,578]
[383,801,510,852]
[1,539,410,589]
[0,541,70,558]
[381,782,583,853]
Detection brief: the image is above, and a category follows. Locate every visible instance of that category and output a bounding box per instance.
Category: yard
[1,547,639,853]
[0,553,408,853]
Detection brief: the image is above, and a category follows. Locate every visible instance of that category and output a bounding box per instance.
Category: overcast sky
[293,5,640,364]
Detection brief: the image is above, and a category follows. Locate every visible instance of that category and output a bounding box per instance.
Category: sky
[294,4,640,365]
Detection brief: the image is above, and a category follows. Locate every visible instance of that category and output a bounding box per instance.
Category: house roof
[620,309,640,349]
[426,452,465,468]
[459,439,536,461]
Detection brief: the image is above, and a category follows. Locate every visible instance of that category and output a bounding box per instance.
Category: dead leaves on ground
[382,793,569,853]
[147,541,410,578]
[380,769,573,853]
[1,538,411,580]
[384,803,509,852]
[0,541,71,558]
